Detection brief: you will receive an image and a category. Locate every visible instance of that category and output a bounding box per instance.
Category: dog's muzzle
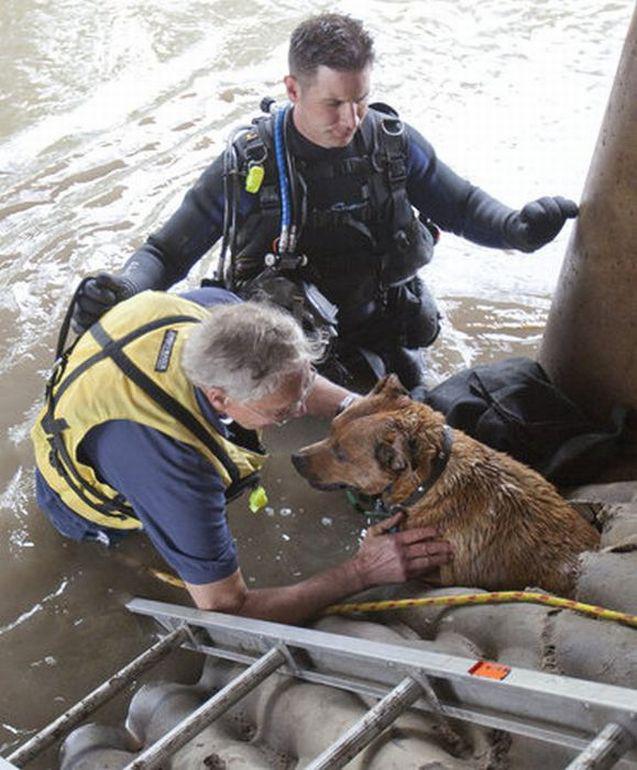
[291,452,348,491]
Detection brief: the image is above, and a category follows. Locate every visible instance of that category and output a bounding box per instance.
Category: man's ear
[284,75,300,103]
[205,387,228,414]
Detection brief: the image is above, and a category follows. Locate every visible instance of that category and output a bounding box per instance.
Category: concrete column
[539,6,637,423]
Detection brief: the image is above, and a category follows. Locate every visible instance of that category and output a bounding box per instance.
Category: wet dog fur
[293,375,600,597]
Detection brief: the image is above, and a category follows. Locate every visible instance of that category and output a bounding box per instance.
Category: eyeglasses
[239,366,318,427]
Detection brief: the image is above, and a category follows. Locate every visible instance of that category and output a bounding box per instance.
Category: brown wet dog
[293,375,600,597]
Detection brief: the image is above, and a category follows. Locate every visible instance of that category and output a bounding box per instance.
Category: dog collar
[389,424,454,515]
[347,424,454,524]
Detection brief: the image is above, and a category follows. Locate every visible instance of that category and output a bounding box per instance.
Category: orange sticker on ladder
[468,660,511,681]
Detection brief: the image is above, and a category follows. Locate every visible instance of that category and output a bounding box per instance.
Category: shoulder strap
[90,320,241,486]
[368,104,408,188]
[366,105,414,238]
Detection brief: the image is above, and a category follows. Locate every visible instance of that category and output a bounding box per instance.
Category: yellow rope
[148,568,187,589]
[146,567,636,630]
[324,591,637,628]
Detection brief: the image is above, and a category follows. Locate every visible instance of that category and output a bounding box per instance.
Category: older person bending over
[32,285,452,623]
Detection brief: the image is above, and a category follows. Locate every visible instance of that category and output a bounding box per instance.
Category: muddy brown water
[0,1,632,765]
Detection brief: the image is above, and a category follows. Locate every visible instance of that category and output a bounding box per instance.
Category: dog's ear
[370,374,411,403]
[405,433,433,479]
[375,432,411,474]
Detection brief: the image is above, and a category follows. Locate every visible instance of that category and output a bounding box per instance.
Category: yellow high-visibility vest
[31,291,267,530]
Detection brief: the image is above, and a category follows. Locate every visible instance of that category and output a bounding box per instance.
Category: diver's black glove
[71,272,136,333]
[504,196,579,253]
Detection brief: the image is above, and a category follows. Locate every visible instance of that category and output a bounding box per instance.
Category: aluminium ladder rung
[122,645,287,770]
[306,676,424,770]
[566,723,636,770]
[6,626,189,768]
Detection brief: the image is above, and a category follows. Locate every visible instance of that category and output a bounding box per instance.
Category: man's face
[207,365,317,430]
[285,65,371,149]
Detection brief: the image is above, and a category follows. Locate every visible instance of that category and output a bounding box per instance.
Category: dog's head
[292,374,446,496]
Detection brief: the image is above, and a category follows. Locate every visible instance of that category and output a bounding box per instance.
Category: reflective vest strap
[46,435,133,520]
[42,381,134,518]
[43,418,133,519]
[51,315,199,405]
[90,322,242,486]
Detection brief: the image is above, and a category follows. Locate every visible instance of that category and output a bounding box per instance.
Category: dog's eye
[332,444,348,462]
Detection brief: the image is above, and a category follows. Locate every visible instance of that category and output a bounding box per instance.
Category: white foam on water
[0,577,69,638]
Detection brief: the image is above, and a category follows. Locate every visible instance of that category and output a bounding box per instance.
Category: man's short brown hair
[288,13,375,81]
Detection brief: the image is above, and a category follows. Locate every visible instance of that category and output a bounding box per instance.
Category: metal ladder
[4,597,637,770]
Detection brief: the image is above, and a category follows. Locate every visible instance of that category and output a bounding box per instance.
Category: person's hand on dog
[353,511,453,586]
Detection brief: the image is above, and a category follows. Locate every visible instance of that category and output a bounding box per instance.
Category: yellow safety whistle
[245,164,265,194]
[249,485,269,513]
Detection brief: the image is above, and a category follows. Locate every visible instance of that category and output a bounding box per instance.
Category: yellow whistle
[249,485,269,513]
[245,164,265,194]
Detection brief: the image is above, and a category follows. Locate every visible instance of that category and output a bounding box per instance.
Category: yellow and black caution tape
[324,591,637,629]
[144,567,637,630]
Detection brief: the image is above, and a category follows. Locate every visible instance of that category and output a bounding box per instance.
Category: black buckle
[387,158,407,184]
[259,185,279,209]
[380,116,404,138]
[42,414,69,436]
[245,142,267,165]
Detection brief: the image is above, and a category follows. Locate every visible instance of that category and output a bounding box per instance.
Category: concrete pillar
[539,6,637,424]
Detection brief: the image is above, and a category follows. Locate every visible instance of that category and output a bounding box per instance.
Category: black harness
[225,103,435,308]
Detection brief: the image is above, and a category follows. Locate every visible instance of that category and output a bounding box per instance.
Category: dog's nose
[291,452,308,476]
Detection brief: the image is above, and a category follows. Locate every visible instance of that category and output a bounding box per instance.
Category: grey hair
[181,301,325,401]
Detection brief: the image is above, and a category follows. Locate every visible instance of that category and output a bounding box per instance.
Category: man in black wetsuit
[72,13,578,388]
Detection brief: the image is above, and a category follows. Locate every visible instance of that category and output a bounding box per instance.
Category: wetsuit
[121,111,517,385]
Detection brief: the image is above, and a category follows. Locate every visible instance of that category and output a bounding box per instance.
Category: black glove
[71,272,136,333]
[504,196,579,253]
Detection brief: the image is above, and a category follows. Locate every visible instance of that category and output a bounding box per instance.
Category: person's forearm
[305,374,359,418]
[186,513,453,623]
[237,558,365,625]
